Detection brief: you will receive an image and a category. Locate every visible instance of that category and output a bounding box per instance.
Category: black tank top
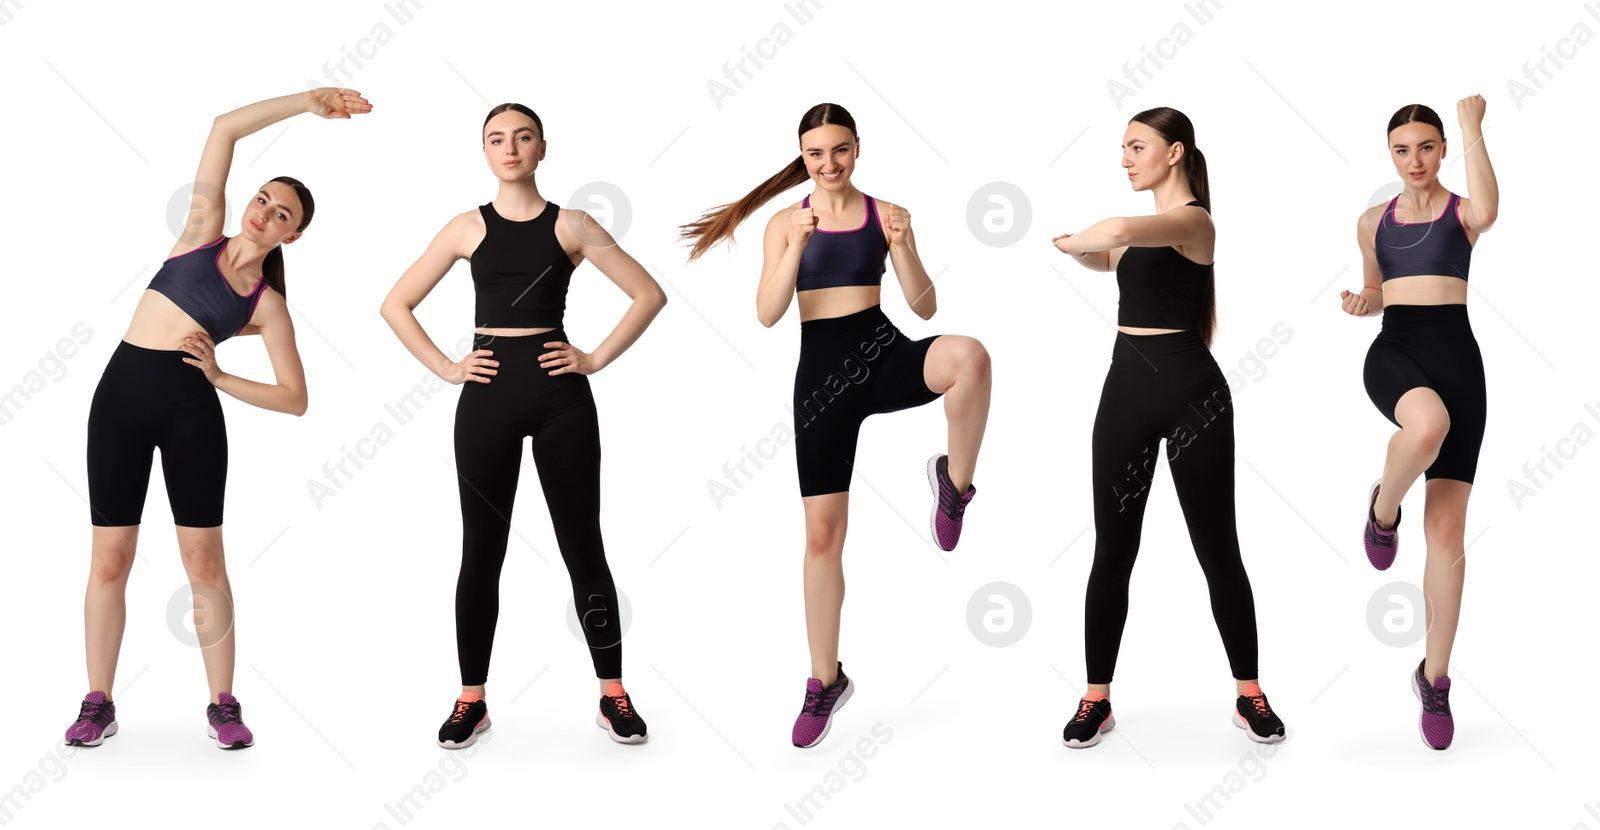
[1115,201,1212,330]
[470,201,576,328]
[146,236,271,344]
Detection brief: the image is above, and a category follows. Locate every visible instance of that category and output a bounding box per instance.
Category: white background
[1,0,1595,827]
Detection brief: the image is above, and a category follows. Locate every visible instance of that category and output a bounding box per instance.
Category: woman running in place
[66,88,370,750]
[1053,107,1286,748]
[381,103,667,749]
[679,103,993,749]
[1342,97,1498,751]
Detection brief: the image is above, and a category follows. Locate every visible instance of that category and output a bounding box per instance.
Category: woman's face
[483,111,544,181]
[1388,121,1446,187]
[799,124,858,190]
[1121,120,1178,193]
[243,181,305,246]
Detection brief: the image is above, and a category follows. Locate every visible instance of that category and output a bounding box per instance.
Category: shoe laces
[78,699,111,724]
[611,694,635,720]
[938,479,971,520]
[448,699,473,725]
[214,700,243,725]
[1073,697,1098,723]
[1420,683,1451,716]
[1245,693,1273,719]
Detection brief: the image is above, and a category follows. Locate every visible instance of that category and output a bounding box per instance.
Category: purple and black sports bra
[796,193,888,293]
[1375,191,1473,282]
[146,237,270,344]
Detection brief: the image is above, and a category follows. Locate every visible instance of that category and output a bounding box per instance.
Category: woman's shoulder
[164,233,226,263]
[765,198,808,228]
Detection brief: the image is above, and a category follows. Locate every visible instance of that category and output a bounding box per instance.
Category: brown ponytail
[263,175,316,298]
[263,245,286,298]
[679,103,857,262]
[1130,107,1216,347]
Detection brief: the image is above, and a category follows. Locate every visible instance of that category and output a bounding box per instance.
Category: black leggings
[1363,304,1487,484]
[792,305,944,496]
[453,331,621,685]
[87,340,227,527]
[1085,332,1259,683]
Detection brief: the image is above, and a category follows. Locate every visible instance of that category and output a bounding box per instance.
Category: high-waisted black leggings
[1085,332,1259,683]
[453,330,621,685]
[87,340,227,527]
[1363,304,1486,484]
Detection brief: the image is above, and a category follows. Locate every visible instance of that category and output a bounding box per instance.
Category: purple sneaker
[1364,478,1401,570]
[1411,659,1453,750]
[792,662,853,748]
[927,455,976,552]
[206,692,254,750]
[64,691,118,747]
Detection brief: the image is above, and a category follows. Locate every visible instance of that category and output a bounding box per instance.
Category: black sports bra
[146,237,270,343]
[795,193,888,292]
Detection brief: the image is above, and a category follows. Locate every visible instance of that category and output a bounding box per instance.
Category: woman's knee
[949,336,991,380]
[1398,394,1451,453]
[89,530,137,584]
[1422,510,1467,549]
[179,544,227,584]
[88,550,136,585]
[803,517,847,557]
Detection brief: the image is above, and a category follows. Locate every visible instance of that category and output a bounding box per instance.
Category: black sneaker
[1232,683,1286,743]
[596,683,648,744]
[437,693,490,749]
[1062,692,1114,748]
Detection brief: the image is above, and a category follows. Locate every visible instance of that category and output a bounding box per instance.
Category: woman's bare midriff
[121,289,220,350]
[1380,275,1470,307]
[797,285,884,322]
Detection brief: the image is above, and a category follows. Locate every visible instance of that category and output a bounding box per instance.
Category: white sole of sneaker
[796,677,855,749]
[1062,714,1115,749]
[1232,711,1285,743]
[926,455,952,551]
[595,712,648,744]
[207,724,254,750]
[67,720,117,747]
[438,715,491,750]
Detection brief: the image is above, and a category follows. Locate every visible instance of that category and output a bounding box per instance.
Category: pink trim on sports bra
[803,193,875,234]
[164,235,226,262]
[1385,192,1456,227]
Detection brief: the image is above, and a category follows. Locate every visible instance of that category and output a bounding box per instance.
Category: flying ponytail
[679,103,857,262]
